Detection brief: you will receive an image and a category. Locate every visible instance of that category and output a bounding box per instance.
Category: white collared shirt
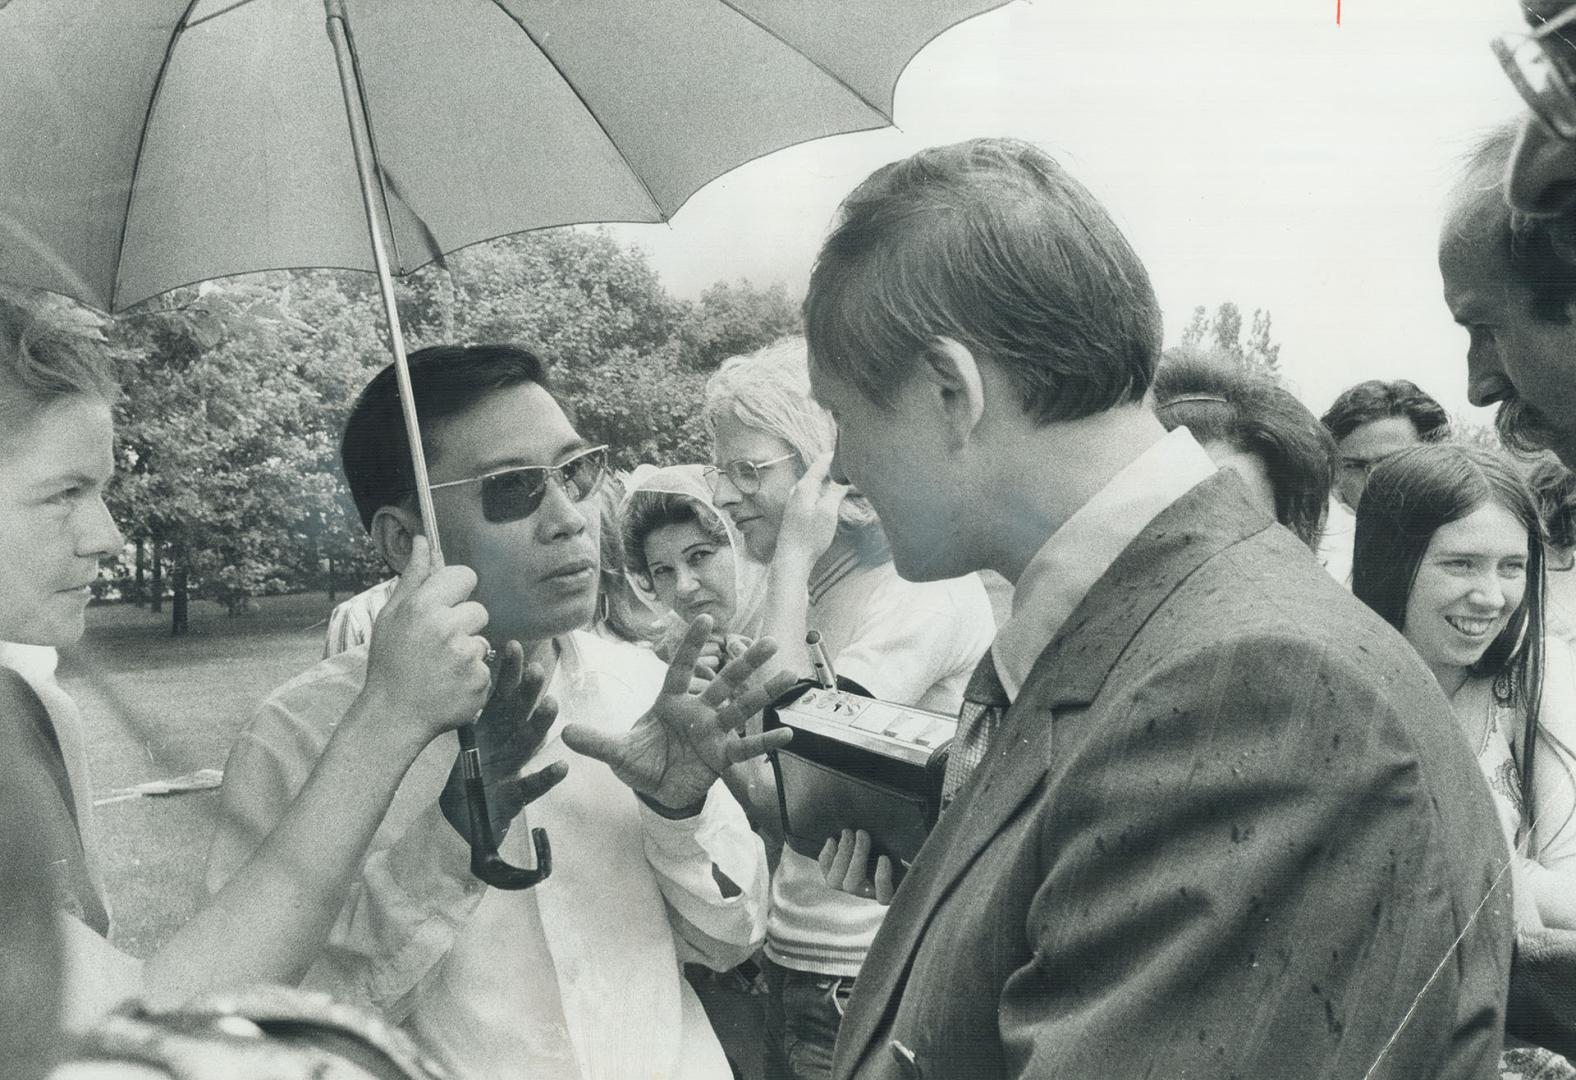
[208,630,768,1080]
[991,427,1219,702]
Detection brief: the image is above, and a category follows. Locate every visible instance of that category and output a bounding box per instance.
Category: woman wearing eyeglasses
[702,337,997,1080]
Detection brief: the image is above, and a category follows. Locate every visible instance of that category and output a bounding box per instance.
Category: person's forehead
[1339,416,1420,454]
[0,395,113,481]
[1439,222,1520,313]
[1431,503,1528,552]
[646,519,712,551]
[429,381,581,477]
[712,413,793,458]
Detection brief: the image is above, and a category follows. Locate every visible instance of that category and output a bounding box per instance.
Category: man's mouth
[1497,398,1563,453]
[543,559,595,583]
[1445,614,1498,639]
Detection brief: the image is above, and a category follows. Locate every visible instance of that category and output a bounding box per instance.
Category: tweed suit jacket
[831,471,1514,1080]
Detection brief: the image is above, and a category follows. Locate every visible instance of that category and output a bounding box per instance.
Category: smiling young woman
[1353,442,1576,933]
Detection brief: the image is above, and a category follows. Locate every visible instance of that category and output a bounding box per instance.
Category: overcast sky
[607,0,1533,426]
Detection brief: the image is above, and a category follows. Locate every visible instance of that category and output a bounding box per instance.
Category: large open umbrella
[0,0,1010,888]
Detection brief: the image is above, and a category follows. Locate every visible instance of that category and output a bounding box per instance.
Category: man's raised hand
[562,614,795,816]
[439,641,568,844]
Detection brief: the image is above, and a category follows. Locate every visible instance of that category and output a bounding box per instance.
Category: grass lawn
[58,590,767,1076]
[61,592,333,957]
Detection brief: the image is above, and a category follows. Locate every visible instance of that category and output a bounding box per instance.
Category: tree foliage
[1175,302,1281,375]
[101,228,793,627]
[682,279,800,371]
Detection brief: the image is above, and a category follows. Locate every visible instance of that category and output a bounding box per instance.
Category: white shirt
[207,630,768,1080]
[322,578,396,658]
[1,642,143,1028]
[992,427,1219,703]
[1317,496,1356,589]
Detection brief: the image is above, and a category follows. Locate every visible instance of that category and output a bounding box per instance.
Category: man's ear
[370,505,424,575]
[919,337,987,452]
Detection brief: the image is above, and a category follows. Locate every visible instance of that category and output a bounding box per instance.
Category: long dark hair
[1352,442,1545,819]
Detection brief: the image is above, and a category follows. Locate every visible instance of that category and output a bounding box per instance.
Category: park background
[46,0,1550,1072]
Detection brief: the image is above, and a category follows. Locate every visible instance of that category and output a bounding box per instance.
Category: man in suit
[802,137,1514,1079]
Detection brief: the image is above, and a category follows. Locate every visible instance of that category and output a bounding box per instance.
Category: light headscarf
[618,463,769,640]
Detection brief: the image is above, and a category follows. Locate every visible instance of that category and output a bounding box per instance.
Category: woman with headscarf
[619,464,769,666]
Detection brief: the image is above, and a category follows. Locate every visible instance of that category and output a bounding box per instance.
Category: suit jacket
[832,472,1513,1080]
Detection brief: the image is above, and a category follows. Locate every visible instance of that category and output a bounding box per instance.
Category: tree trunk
[132,538,145,605]
[438,262,456,340]
[327,554,336,605]
[170,552,189,636]
[150,542,163,614]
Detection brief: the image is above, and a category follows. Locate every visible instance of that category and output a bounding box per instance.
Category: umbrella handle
[456,723,553,890]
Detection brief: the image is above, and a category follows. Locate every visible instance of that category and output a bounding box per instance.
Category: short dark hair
[1455,121,1576,324]
[1318,379,1451,444]
[620,491,728,584]
[804,137,1162,424]
[1528,456,1576,551]
[1152,351,1337,547]
[340,344,550,532]
[0,289,116,437]
[1353,442,1544,689]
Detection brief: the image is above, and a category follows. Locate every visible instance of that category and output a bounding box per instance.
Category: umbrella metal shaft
[324,1,547,890]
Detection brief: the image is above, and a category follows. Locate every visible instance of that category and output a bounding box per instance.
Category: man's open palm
[563,615,794,814]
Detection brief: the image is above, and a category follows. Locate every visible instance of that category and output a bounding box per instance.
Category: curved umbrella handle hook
[457,724,552,890]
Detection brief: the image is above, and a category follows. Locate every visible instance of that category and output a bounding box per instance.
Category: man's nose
[1466,342,1513,409]
[80,496,123,560]
[534,478,587,540]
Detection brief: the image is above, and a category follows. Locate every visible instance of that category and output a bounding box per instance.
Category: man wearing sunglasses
[209,345,782,1080]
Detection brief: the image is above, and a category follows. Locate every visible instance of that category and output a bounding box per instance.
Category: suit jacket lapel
[839,472,1275,1075]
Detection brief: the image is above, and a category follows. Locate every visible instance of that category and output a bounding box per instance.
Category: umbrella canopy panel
[0,0,1010,314]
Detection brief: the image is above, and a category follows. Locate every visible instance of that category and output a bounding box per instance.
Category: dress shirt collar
[991,426,1219,702]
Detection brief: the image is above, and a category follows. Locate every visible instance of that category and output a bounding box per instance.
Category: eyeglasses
[1495,6,1576,141]
[429,444,609,523]
[704,452,796,496]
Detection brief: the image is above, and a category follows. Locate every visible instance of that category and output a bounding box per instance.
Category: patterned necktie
[942,652,1011,807]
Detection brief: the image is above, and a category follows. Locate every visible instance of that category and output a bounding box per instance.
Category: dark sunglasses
[428,444,609,523]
